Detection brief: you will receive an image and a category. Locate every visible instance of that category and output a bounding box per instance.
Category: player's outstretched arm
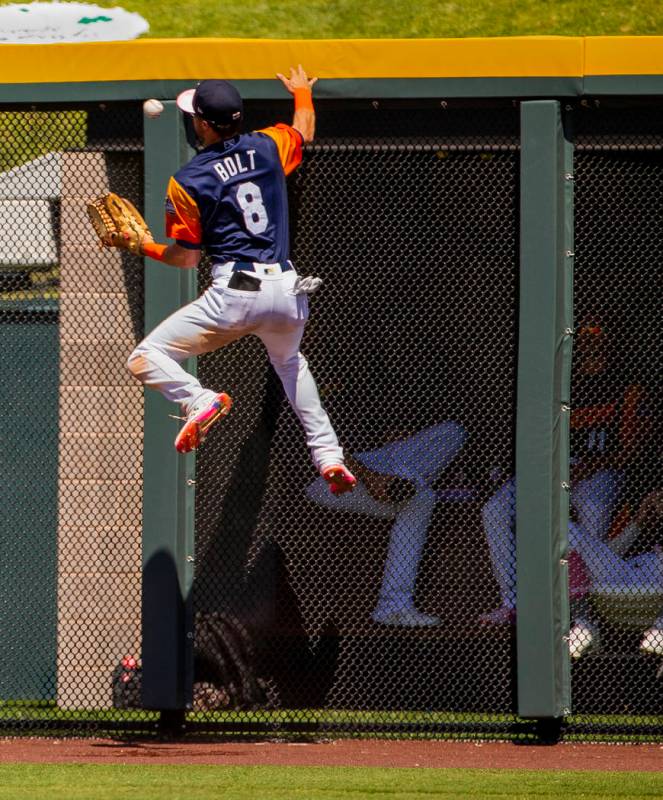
[276,64,317,143]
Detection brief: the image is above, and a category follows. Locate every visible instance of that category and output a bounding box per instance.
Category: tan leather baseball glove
[87,192,152,255]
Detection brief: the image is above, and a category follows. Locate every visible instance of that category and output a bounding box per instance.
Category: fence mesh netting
[0,103,154,731]
[565,101,663,736]
[192,100,521,733]
[1,98,661,739]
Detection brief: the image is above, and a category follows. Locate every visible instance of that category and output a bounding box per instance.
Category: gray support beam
[141,101,197,710]
[516,100,573,719]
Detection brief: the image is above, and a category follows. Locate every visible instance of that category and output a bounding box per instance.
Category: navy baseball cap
[176,80,243,125]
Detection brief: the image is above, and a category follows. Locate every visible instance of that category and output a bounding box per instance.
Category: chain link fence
[565,101,663,737]
[0,96,660,740]
[192,100,520,734]
[0,102,155,732]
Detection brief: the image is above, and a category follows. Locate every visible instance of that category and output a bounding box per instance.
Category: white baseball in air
[143,99,164,119]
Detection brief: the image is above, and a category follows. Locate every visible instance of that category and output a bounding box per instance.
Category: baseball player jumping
[121,66,356,495]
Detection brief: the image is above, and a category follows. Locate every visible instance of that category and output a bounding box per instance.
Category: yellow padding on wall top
[0,37,585,83]
[584,36,663,76]
[0,36,661,84]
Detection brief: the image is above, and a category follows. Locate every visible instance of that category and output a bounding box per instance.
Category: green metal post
[141,101,197,711]
[516,100,574,719]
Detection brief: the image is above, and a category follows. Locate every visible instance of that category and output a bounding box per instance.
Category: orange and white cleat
[321,464,357,496]
[175,392,233,453]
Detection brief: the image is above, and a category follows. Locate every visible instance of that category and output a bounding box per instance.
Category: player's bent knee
[270,352,306,374]
[126,348,149,380]
[413,486,437,508]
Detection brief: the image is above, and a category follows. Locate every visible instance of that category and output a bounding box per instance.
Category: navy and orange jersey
[165,123,303,263]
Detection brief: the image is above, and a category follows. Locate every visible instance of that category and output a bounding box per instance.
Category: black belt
[232,261,293,273]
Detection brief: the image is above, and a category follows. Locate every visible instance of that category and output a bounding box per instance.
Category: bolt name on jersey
[214,150,257,183]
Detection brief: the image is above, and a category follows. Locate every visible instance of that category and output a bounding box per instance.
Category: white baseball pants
[305,421,468,616]
[482,468,623,610]
[568,521,663,594]
[127,262,344,472]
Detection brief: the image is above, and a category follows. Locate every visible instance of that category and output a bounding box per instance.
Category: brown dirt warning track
[1,738,662,771]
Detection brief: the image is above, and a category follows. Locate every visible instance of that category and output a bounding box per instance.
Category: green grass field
[0,764,662,800]
[1,0,663,39]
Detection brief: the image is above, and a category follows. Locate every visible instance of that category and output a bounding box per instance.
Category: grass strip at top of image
[2,0,662,39]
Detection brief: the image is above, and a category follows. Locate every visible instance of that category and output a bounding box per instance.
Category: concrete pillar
[56,150,144,709]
